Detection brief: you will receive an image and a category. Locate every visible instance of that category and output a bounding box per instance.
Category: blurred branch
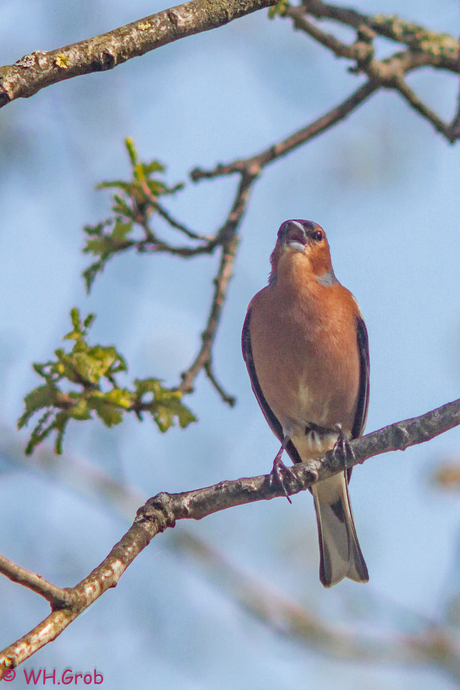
[176,168,263,404]
[172,531,460,676]
[191,80,378,183]
[3,396,460,676]
[301,0,459,71]
[0,0,277,109]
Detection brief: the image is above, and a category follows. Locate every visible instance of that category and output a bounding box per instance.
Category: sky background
[1,0,460,688]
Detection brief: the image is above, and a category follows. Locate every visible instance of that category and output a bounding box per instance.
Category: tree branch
[191,80,380,184]
[0,554,71,608]
[176,168,260,403]
[282,2,460,142]
[0,0,278,109]
[171,531,460,681]
[302,0,459,73]
[2,396,460,676]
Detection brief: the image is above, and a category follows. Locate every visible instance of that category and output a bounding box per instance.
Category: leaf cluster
[18,309,196,455]
[268,0,288,19]
[83,138,184,291]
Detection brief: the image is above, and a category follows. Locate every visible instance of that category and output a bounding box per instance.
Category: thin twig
[177,235,241,400]
[0,554,71,607]
[393,77,452,139]
[303,0,459,73]
[203,359,236,406]
[286,5,371,62]
[137,178,213,241]
[153,201,213,241]
[192,80,379,182]
[177,164,262,402]
[107,235,217,257]
[447,29,460,140]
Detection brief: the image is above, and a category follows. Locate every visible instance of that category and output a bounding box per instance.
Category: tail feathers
[312,471,368,588]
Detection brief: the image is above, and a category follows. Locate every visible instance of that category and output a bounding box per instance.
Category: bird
[242,219,369,587]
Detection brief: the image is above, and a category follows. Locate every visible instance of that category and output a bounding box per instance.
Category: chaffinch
[242,219,369,587]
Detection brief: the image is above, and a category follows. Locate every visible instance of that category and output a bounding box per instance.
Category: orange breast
[248,277,360,436]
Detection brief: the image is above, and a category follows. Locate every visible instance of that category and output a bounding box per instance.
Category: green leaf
[18,383,58,428]
[124,137,138,167]
[82,139,187,290]
[151,396,197,432]
[83,220,110,237]
[268,0,288,18]
[84,237,114,258]
[133,163,146,182]
[24,410,70,456]
[54,412,70,455]
[134,377,163,397]
[97,180,133,192]
[63,307,95,342]
[83,313,96,330]
[83,260,105,293]
[104,388,134,408]
[70,307,80,331]
[134,377,197,432]
[112,195,136,220]
[66,397,91,421]
[143,160,165,175]
[112,219,133,242]
[20,310,197,455]
[90,396,123,427]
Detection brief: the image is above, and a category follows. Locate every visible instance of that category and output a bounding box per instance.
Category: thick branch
[0,0,277,108]
[2,396,460,676]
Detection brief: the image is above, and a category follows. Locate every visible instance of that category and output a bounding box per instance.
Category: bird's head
[269,219,336,286]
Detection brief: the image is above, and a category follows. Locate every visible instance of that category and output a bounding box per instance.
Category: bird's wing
[242,309,302,464]
[351,314,370,440]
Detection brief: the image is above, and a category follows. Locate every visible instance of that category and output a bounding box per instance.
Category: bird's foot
[331,424,355,471]
[269,450,297,504]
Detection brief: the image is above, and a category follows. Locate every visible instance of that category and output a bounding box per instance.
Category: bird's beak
[279,220,308,253]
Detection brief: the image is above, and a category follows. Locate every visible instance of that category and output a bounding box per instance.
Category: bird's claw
[332,424,355,470]
[269,454,297,504]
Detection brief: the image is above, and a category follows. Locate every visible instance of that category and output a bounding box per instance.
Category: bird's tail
[311,471,368,587]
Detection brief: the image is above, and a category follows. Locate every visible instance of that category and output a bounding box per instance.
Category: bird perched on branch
[242,219,369,587]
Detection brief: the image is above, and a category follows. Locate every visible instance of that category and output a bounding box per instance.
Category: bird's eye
[313,230,323,241]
